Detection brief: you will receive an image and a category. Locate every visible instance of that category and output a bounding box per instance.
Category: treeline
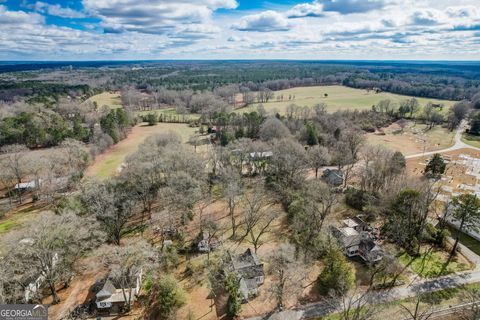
[0,80,95,104]
[0,99,133,152]
[343,73,477,101]
[103,61,480,101]
[3,61,480,110]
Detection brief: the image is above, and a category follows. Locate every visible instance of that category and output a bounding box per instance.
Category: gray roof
[322,169,343,185]
[96,280,116,299]
[231,248,264,279]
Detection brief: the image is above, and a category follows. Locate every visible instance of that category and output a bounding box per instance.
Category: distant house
[229,248,265,302]
[96,272,142,314]
[331,217,383,263]
[322,169,344,187]
[15,179,41,192]
[248,151,273,160]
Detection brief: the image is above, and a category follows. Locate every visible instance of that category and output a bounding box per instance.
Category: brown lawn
[366,121,455,156]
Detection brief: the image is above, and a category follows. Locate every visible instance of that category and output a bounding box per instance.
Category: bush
[156,275,187,320]
[225,272,242,317]
[345,188,375,211]
[145,113,158,126]
[318,247,354,295]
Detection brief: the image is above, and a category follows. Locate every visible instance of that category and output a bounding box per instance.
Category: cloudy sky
[0,0,479,60]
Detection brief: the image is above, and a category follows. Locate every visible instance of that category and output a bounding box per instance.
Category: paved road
[406,121,480,159]
[247,270,480,320]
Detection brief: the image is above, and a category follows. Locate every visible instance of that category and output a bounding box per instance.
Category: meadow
[241,85,455,114]
[85,91,122,109]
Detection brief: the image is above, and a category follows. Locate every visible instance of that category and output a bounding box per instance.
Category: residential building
[229,248,265,302]
[331,217,383,263]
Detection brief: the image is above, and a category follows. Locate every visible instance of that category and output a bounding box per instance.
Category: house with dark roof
[322,169,344,187]
[331,217,383,263]
[229,248,265,302]
[95,271,142,314]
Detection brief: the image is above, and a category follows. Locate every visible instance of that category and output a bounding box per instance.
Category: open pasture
[85,91,122,109]
[241,85,455,114]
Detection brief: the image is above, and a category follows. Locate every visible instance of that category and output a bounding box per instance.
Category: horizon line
[1,59,480,63]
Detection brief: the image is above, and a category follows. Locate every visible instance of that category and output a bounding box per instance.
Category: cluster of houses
[331,215,383,263]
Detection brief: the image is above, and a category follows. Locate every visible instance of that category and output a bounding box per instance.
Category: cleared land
[366,121,455,156]
[406,148,480,201]
[241,85,455,114]
[85,92,122,109]
[85,122,198,178]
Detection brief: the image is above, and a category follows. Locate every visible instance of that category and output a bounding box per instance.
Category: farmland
[85,91,122,109]
[241,85,455,115]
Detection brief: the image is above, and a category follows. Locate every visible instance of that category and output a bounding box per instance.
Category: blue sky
[0,0,479,60]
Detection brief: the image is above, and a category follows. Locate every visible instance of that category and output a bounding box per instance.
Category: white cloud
[83,0,237,36]
[0,5,44,25]
[34,2,86,19]
[232,10,291,32]
[1,0,480,60]
[287,2,325,18]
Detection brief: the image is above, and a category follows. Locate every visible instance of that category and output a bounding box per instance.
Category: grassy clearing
[85,122,198,179]
[462,133,480,148]
[86,92,122,109]
[0,209,37,235]
[446,225,480,256]
[240,86,455,115]
[0,218,18,234]
[366,121,455,156]
[399,250,470,278]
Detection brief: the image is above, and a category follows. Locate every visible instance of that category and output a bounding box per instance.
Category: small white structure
[15,179,41,191]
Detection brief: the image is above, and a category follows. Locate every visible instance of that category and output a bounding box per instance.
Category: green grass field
[86,122,198,179]
[86,92,122,109]
[462,133,480,148]
[240,85,455,115]
[399,250,469,278]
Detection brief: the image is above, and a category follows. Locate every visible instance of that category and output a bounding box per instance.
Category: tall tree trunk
[450,217,465,259]
[229,200,236,238]
[49,282,59,304]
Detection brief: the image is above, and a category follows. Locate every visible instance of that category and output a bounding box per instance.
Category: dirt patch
[407,148,480,200]
[366,121,455,156]
[43,256,108,320]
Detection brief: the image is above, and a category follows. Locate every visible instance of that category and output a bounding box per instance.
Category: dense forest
[1,60,480,101]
